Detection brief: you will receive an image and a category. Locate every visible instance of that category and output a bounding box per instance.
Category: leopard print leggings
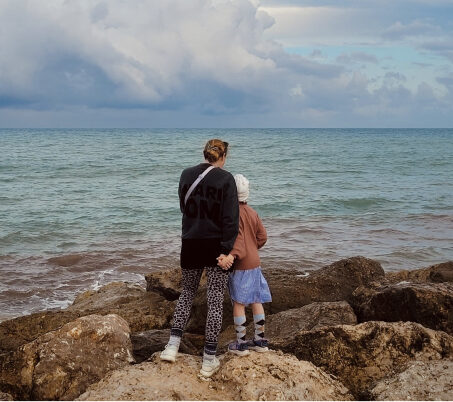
[170,266,229,351]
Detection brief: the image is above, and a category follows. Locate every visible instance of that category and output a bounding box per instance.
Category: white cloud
[382,20,440,40]
[0,0,452,127]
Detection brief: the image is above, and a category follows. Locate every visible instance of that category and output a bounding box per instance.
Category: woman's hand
[217,253,235,270]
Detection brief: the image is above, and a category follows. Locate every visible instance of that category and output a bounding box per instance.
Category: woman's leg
[170,268,204,340]
[204,266,229,358]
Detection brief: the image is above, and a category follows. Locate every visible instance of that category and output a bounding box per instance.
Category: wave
[333,197,391,209]
[47,254,84,267]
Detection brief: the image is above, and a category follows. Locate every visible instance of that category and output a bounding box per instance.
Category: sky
[0,0,453,128]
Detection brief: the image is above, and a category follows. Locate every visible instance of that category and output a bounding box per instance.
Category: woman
[160,139,239,378]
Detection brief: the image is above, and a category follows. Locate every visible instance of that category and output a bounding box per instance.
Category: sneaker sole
[228,349,250,356]
[160,354,177,363]
[199,365,220,378]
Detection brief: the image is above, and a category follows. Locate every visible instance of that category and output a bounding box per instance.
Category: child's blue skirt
[228,266,272,305]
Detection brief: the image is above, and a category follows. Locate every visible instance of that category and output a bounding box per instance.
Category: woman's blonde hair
[203,139,229,163]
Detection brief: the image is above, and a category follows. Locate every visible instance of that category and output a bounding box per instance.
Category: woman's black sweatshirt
[178,163,239,269]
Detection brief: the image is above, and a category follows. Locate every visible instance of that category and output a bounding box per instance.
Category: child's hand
[217,254,234,270]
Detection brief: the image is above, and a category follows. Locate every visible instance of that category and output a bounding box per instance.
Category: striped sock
[234,315,247,343]
[203,341,217,361]
[167,334,181,348]
[253,313,265,340]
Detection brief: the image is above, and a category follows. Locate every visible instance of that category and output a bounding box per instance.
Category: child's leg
[251,303,266,341]
[233,302,247,343]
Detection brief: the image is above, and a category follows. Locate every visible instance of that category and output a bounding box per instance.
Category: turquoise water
[1,128,452,319]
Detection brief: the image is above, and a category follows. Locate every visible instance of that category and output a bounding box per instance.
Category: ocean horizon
[1,128,452,321]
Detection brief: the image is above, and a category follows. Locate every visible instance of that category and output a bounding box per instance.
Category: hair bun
[203,139,228,163]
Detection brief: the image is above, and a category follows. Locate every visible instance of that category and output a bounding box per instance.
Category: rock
[0,314,134,401]
[0,392,13,401]
[145,267,183,300]
[266,256,385,313]
[386,261,453,284]
[130,329,204,363]
[0,310,82,354]
[278,321,453,399]
[0,282,176,355]
[186,256,384,334]
[67,281,176,333]
[350,281,453,334]
[218,301,357,351]
[369,360,453,401]
[78,351,353,401]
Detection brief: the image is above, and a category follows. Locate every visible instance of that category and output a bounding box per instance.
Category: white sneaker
[199,356,220,378]
[160,344,178,362]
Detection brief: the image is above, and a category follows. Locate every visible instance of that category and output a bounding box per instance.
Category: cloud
[336,52,379,65]
[0,0,452,127]
[382,20,440,40]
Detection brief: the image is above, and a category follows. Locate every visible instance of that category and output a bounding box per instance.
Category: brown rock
[0,392,13,401]
[218,301,357,351]
[130,329,204,363]
[186,256,384,334]
[78,351,353,401]
[0,314,134,400]
[278,321,453,399]
[350,281,453,334]
[386,261,453,284]
[145,267,183,300]
[370,360,453,401]
[67,281,176,333]
[0,282,176,355]
[0,310,82,354]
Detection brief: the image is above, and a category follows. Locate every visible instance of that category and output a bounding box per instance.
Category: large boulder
[0,310,82,354]
[386,261,453,284]
[350,281,453,334]
[0,282,175,355]
[369,360,453,401]
[265,256,385,313]
[278,321,453,399]
[145,267,183,300]
[218,301,357,351]
[185,256,384,334]
[0,314,134,400]
[131,329,204,363]
[67,281,175,333]
[78,351,353,401]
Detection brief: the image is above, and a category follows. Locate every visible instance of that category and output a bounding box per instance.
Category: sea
[1,128,452,321]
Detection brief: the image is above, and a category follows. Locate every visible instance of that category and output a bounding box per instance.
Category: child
[218,174,272,356]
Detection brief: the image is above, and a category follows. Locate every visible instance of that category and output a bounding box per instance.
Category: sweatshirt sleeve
[220,174,239,254]
[230,216,246,260]
[255,214,267,249]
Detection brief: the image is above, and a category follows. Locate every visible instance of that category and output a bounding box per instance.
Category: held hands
[217,253,235,270]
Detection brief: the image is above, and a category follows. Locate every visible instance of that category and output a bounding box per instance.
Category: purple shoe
[228,341,250,356]
[247,338,269,352]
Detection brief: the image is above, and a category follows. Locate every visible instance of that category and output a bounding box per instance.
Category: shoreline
[1,256,451,401]
[1,254,451,325]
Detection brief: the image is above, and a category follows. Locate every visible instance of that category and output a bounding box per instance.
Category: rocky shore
[1,256,452,401]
